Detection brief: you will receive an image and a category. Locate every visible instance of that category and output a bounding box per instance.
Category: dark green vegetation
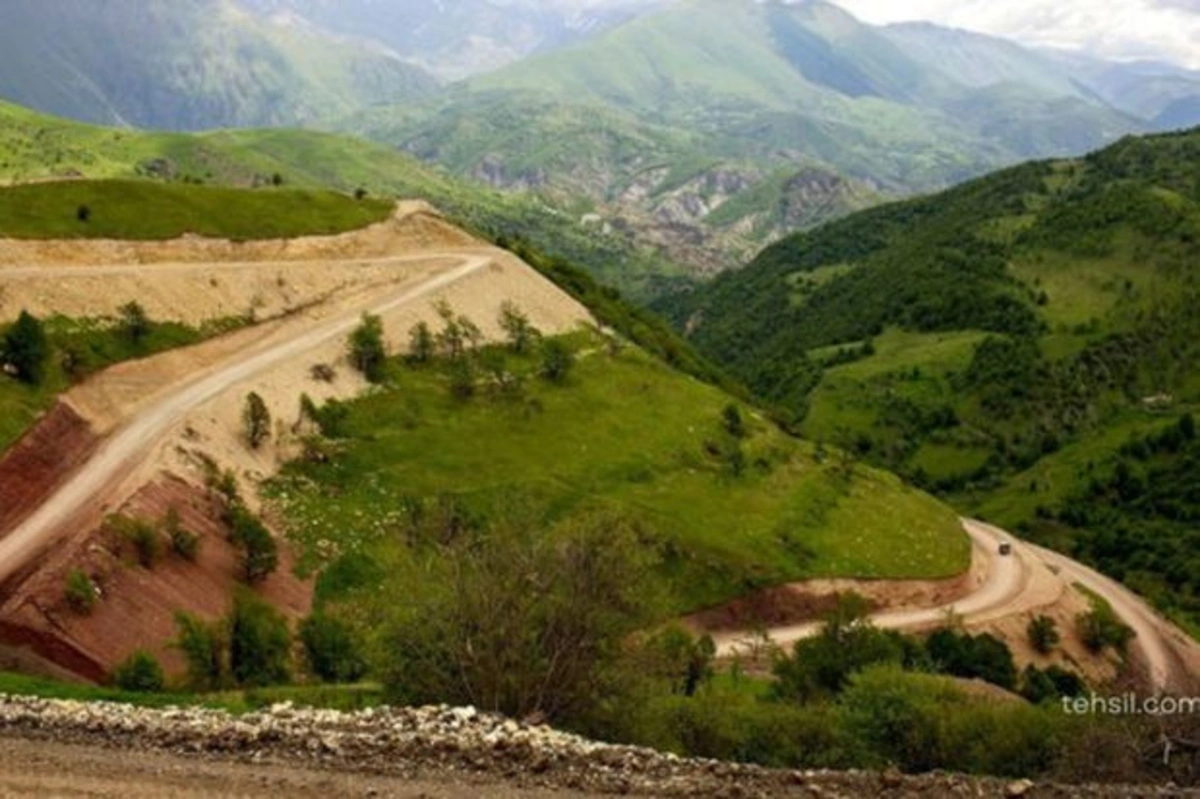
[0,100,677,298]
[0,0,437,130]
[0,180,391,241]
[0,310,247,453]
[672,127,1200,632]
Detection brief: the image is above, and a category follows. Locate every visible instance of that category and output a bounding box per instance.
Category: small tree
[112,650,165,692]
[499,302,539,354]
[1027,615,1060,655]
[164,507,200,561]
[119,301,150,346]
[349,313,387,383]
[173,612,226,690]
[229,591,291,687]
[65,569,97,614]
[1077,605,1135,654]
[229,506,279,584]
[300,613,368,683]
[539,338,574,384]
[3,310,48,385]
[242,392,272,450]
[722,404,746,439]
[408,321,435,364]
[447,355,477,400]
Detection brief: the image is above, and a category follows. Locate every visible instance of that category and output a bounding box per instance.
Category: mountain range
[2,0,1200,280]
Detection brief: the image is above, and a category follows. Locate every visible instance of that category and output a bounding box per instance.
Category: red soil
[0,402,97,536]
[0,474,312,682]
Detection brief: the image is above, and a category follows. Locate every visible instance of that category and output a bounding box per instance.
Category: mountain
[340,0,1146,276]
[0,0,438,130]
[0,98,679,296]
[665,126,1200,631]
[1047,55,1200,130]
[237,0,668,80]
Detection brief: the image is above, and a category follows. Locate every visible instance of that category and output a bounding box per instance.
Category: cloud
[829,0,1200,68]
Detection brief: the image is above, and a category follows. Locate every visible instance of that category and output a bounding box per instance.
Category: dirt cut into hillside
[0,403,97,538]
[0,474,311,681]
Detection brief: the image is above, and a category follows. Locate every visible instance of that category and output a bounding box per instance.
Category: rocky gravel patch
[0,695,1190,797]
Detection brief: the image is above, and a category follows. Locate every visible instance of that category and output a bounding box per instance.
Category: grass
[0,180,392,240]
[0,314,247,453]
[268,331,968,613]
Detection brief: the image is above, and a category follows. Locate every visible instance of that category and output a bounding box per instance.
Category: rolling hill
[0,98,680,298]
[667,127,1200,632]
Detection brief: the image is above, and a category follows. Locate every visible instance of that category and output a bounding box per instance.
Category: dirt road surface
[716,519,1200,694]
[0,252,488,586]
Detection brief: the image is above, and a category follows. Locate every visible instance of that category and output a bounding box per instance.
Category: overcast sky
[827,0,1200,69]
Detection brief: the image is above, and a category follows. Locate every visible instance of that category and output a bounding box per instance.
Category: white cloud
[828,0,1200,68]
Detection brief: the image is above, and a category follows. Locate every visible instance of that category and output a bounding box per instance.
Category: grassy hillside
[0,100,680,298]
[0,181,391,240]
[0,0,437,131]
[268,329,968,616]
[672,127,1200,630]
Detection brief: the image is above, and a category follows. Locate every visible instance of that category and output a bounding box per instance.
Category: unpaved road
[0,252,488,586]
[0,735,598,798]
[717,519,1199,694]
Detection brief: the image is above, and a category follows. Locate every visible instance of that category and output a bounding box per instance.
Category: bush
[119,301,150,346]
[348,313,387,383]
[499,301,539,354]
[1027,614,1060,655]
[407,321,435,364]
[112,650,165,692]
[447,356,476,400]
[173,612,225,690]
[164,508,200,562]
[64,569,97,614]
[2,310,48,385]
[925,628,1017,690]
[539,338,575,384]
[300,613,368,683]
[229,591,291,687]
[1077,604,1135,654]
[228,505,278,584]
[242,392,272,450]
[722,404,746,439]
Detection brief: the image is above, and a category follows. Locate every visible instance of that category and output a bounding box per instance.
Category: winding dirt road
[716,519,1199,694]
[0,252,489,586]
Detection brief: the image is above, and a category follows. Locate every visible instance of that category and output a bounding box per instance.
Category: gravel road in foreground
[0,695,1191,798]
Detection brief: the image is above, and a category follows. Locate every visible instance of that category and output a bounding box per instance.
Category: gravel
[0,695,1191,798]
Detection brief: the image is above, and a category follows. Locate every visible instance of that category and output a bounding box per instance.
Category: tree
[407,321,435,364]
[229,505,279,584]
[540,338,574,384]
[173,612,226,690]
[447,355,477,400]
[112,650,165,693]
[300,613,368,683]
[1077,604,1135,654]
[348,313,387,383]
[722,404,746,439]
[3,310,48,385]
[119,301,150,346]
[228,591,291,687]
[64,569,97,614]
[1027,615,1060,655]
[499,302,540,354]
[164,507,200,561]
[242,392,272,450]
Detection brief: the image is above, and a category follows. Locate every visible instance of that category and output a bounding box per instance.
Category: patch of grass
[269,333,967,613]
[0,180,391,241]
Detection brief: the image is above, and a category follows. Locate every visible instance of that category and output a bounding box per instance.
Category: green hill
[671,128,1200,632]
[0,99,680,298]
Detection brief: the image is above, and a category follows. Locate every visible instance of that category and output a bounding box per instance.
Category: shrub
[722,404,746,439]
[407,321,435,364]
[173,612,225,690]
[447,356,476,400]
[242,392,272,450]
[119,301,150,346]
[309,363,337,382]
[107,514,161,569]
[64,569,97,614]
[228,505,278,584]
[1077,604,1135,654]
[2,310,48,385]
[112,650,165,693]
[499,302,539,354]
[348,313,387,383]
[229,591,291,687]
[76,204,91,223]
[925,628,1018,690]
[539,338,575,384]
[300,613,368,683]
[1027,615,1060,655]
[164,507,200,562]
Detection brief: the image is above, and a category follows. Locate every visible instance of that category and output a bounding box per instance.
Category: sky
[827,0,1200,69]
